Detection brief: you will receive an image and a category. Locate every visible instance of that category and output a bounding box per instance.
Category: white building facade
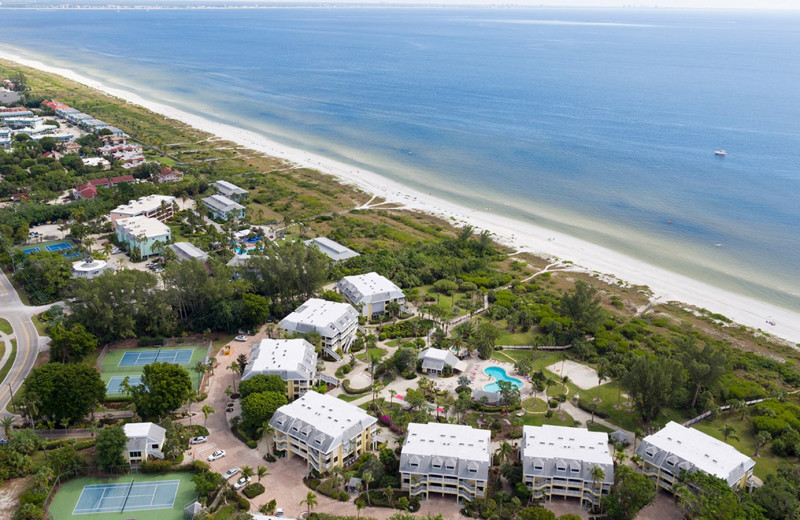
[336,272,405,317]
[242,339,318,400]
[115,216,171,258]
[278,298,359,353]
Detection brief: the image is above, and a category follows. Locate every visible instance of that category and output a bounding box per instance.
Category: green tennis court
[48,472,196,520]
[99,347,207,395]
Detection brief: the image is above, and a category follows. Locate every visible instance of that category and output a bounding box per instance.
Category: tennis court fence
[44,465,137,520]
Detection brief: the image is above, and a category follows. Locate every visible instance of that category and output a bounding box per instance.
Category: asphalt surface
[0,269,49,418]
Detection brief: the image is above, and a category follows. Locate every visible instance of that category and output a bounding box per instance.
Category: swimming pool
[483,366,523,393]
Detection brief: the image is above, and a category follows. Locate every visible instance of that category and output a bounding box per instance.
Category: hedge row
[342,379,371,395]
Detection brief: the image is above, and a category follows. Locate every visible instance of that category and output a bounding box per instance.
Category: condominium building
[242,339,317,400]
[115,216,171,258]
[269,391,378,473]
[123,422,166,463]
[202,194,245,221]
[400,423,491,503]
[168,242,209,263]
[636,421,755,492]
[521,425,614,508]
[212,180,248,201]
[278,298,359,353]
[110,194,176,227]
[336,272,405,317]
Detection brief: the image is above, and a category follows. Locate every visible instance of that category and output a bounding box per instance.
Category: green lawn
[521,410,575,427]
[693,414,786,480]
[47,471,196,520]
[32,314,49,336]
[0,340,17,391]
[337,393,368,403]
[356,346,387,363]
[496,330,538,346]
[522,397,547,413]
[0,318,12,335]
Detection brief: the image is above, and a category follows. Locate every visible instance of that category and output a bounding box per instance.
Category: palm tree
[589,465,605,499]
[228,361,240,393]
[614,448,626,467]
[383,487,394,506]
[362,471,374,505]
[389,389,397,406]
[719,424,739,442]
[633,428,644,452]
[631,454,643,469]
[242,466,254,480]
[355,499,366,519]
[496,440,514,465]
[257,465,268,482]
[754,431,772,457]
[300,491,317,517]
[202,404,215,428]
[1,416,15,437]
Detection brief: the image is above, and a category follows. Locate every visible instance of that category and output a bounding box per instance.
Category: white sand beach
[3,50,800,345]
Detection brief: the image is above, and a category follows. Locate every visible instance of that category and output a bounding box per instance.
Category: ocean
[1,7,799,311]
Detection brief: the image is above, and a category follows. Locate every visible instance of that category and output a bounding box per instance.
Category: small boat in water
[714,150,727,156]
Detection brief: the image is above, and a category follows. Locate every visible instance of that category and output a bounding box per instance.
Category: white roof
[279,298,358,338]
[168,242,208,261]
[202,194,244,213]
[112,194,175,217]
[213,179,247,196]
[403,423,490,460]
[305,237,359,261]
[82,157,110,167]
[640,421,755,482]
[227,254,251,267]
[337,272,404,304]
[522,425,613,466]
[242,339,317,382]
[116,216,171,239]
[123,422,166,441]
[72,258,113,273]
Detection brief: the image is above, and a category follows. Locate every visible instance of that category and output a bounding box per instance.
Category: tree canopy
[95,427,127,471]
[127,362,193,420]
[22,363,106,425]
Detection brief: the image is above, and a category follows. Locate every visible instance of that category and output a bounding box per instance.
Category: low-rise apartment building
[521,425,614,508]
[123,422,166,464]
[400,423,491,503]
[110,194,176,227]
[269,391,378,473]
[242,339,317,400]
[305,237,359,262]
[279,298,359,353]
[636,421,755,492]
[115,216,171,258]
[202,194,245,221]
[212,180,248,201]
[336,272,405,317]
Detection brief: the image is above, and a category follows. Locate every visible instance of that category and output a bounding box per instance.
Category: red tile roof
[89,178,111,187]
[74,184,98,199]
[111,175,135,184]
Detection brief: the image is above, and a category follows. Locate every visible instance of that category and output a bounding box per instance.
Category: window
[534,464,543,471]
[130,451,141,458]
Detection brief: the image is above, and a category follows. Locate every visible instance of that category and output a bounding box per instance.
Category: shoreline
[3,50,800,345]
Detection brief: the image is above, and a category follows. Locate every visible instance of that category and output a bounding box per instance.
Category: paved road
[0,269,49,418]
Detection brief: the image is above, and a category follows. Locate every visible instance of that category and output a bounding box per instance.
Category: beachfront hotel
[336,272,405,317]
[268,391,378,474]
[278,298,359,354]
[521,425,614,508]
[399,423,491,503]
[242,339,318,400]
[110,194,176,228]
[636,421,755,492]
[115,216,171,258]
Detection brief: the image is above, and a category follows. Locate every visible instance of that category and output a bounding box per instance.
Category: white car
[207,449,226,462]
[190,436,207,445]
[234,335,248,342]
[223,467,240,480]
[233,476,250,490]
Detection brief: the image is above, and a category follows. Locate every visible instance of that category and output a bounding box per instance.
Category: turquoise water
[483,366,523,393]
[1,8,799,310]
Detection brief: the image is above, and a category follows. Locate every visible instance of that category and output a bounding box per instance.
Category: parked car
[223,467,240,479]
[207,450,226,462]
[275,509,284,517]
[190,436,208,445]
[234,335,248,342]
[233,476,250,490]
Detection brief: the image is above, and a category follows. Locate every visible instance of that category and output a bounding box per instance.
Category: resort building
[202,194,245,221]
[73,184,97,200]
[242,339,318,400]
[305,237,360,262]
[636,421,755,492]
[115,216,171,258]
[269,391,378,473]
[110,194,176,227]
[521,425,614,508]
[279,298,359,354]
[168,242,209,263]
[0,127,11,147]
[418,348,467,376]
[336,272,405,317]
[213,180,248,201]
[71,257,116,279]
[156,166,184,183]
[400,423,491,503]
[123,422,166,463]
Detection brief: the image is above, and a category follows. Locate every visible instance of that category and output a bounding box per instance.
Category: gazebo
[184,501,204,520]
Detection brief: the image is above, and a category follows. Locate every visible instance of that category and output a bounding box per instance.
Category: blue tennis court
[21,247,41,255]
[46,242,74,252]
[118,349,194,367]
[73,480,179,514]
[106,375,141,394]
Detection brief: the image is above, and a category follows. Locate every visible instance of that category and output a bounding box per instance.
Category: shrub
[242,483,265,499]
[237,496,250,511]
[246,440,258,449]
[306,479,320,491]
[338,490,349,501]
[548,399,558,409]
[342,379,371,394]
